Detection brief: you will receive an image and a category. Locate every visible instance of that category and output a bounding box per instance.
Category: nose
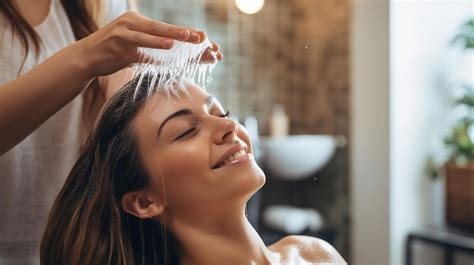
[212,118,239,144]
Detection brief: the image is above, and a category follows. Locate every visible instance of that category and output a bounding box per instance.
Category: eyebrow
[157,95,216,138]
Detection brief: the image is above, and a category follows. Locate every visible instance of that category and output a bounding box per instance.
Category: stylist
[0,0,222,264]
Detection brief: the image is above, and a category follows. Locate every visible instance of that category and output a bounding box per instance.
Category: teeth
[218,149,247,168]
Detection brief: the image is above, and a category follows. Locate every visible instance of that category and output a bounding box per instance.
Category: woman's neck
[167,203,280,265]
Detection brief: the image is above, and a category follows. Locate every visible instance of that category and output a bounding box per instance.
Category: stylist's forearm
[0,44,92,155]
[0,12,211,155]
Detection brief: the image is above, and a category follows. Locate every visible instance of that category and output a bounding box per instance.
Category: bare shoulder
[269,235,347,264]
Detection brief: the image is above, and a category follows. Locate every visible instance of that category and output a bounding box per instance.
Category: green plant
[426,18,474,179]
[443,84,474,165]
[452,18,474,49]
[445,17,474,165]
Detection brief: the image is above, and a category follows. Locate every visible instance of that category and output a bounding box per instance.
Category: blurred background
[134,0,473,264]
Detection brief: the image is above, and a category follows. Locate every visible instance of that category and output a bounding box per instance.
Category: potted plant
[442,18,474,228]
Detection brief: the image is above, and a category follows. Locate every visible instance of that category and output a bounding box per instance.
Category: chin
[237,161,266,198]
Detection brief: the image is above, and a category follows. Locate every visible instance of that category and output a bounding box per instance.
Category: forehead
[132,82,210,131]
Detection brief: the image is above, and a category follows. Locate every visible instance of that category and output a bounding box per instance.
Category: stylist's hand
[200,42,223,64]
[70,12,215,78]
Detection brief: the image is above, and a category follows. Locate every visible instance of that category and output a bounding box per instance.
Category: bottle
[270,104,289,138]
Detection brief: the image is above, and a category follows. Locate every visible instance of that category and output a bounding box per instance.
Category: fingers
[200,48,215,63]
[136,51,158,64]
[216,51,223,61]
[122,12,203,44]
[198,32,206,42]
[212,42,220,52]
[199,40,223,63]
[113,12,224,66]
[128,31,175,50]
[187,28,207,43]
[126,31,224,64]
[209,42,223,61]
[199,49,223,64]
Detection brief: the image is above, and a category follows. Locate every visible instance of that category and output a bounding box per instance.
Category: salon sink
[259,135,337,180]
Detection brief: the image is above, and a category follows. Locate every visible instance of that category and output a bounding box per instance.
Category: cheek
[151,141,212,206]
[161,143,207,176]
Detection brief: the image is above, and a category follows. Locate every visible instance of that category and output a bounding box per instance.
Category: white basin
[259,135,337,180]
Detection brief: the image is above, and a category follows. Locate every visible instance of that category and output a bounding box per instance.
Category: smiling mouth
[212,147,251,169]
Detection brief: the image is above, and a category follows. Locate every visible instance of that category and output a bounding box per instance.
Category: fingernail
[190,32,201,43]
[177,29,189,41]
[164,40,174,48]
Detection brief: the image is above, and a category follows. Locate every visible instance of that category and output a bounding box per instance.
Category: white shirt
[0,0,126,264]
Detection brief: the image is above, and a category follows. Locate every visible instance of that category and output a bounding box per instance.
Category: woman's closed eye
[173,109,231,141]
[219,109,231,118]
[175,127,197,141]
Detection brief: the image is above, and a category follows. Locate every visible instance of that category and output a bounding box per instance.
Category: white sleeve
[105,0,129,23]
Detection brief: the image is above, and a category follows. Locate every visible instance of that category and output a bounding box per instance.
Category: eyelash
[220,109,231,118]
[174,109,231,141]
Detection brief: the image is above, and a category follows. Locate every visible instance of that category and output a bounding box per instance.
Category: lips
[211,144,249,169]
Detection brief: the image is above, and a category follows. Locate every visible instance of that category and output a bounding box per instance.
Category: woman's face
[131,82,265,216]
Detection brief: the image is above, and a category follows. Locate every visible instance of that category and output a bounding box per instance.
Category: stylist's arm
[0,11,203,155]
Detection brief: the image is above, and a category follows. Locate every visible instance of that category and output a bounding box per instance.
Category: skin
[0,0,222,155]
[122,83,347,265]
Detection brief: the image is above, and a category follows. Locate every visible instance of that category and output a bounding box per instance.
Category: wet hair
[40,75,180,265]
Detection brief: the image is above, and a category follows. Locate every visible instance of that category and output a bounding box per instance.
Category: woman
[40,76,347,265]
[0,0,220,263]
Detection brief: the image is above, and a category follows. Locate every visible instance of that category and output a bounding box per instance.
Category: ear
[121,190,164,219]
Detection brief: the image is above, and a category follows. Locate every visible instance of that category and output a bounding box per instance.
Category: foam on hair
[132,38,216,98]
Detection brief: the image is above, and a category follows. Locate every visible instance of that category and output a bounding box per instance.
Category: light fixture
[235,0,264,15]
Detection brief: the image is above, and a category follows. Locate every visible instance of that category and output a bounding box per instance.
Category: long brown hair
[40,76,180,265]
[0,0,99,73]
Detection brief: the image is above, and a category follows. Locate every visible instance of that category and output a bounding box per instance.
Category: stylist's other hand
[70,12,207,78]
[200,42,223,64]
